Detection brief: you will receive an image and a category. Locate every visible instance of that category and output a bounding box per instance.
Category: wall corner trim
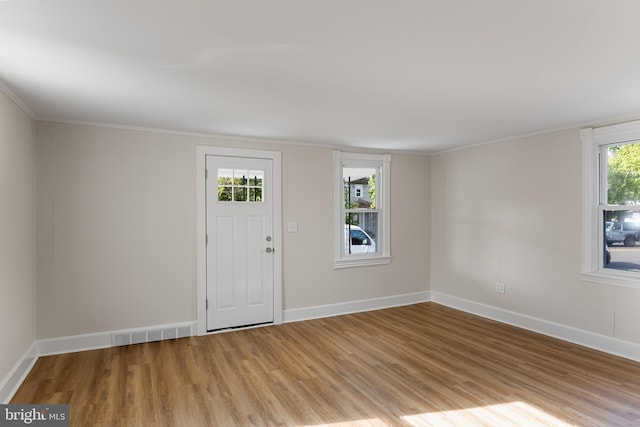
[0,343,37,404]
[430,291,640,363]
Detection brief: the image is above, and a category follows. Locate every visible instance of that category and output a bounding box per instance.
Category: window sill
[334,256,391,270]
[581,270,640,289]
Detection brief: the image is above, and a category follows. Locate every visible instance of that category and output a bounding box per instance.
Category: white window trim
[333,151,391,269]
[581,121,640,288]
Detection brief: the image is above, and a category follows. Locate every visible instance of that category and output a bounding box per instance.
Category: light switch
[287,222,298,233]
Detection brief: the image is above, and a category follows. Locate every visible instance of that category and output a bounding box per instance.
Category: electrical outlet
[495,282,506,294]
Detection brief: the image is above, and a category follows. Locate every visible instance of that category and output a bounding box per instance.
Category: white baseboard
[0,343,37,404]
[431,291,640,363]
[283,290,431,323]
[1,320,197,403]
[35,331,112,357]
[35,321,197,357]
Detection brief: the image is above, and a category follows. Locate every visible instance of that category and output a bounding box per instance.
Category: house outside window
[582,121,640,287]
[333,151,391,269]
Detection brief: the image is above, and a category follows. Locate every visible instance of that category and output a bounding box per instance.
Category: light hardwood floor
[11,303,640,426]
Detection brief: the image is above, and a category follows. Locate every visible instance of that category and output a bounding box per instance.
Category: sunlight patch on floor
[401,401,573,427]
[301,402,572,427]
[301,419,386,427]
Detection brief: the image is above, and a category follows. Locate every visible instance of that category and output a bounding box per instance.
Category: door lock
[266,247,274,253]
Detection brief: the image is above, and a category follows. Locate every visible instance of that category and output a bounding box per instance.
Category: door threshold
[207,321,274,334]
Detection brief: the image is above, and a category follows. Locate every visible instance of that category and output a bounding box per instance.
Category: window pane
[604,210,640,271]
[607,143,640,205]
[343,167,377,209]
[344,212,378,255]
[604,142,640,271]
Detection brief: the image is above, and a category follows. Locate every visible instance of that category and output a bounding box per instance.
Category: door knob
[266,247,273,253]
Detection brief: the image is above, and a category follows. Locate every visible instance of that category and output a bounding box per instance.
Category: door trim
[196,145,283,335]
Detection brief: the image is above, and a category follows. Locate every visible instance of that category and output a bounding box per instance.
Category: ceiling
[2,1,640,153]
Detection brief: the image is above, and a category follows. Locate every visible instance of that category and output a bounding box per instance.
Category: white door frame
[196,145,283,335]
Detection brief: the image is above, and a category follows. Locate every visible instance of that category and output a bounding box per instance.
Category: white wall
[431,128,640,344]
[0,92,36,383]
[31,117,640,350]
[36,122,431,339]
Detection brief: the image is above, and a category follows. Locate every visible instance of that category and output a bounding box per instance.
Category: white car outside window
[344,224,376,254]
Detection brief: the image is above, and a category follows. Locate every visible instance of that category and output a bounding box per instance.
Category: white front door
[206,155,274,331]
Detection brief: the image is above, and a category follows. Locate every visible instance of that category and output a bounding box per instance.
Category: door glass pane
[249,171,263,187]
[217,168,264,203]
[233,170,248,202]
[234,186,247,202]
[217,169,233,202]
[250,188,262,202]
[248,170,264,202]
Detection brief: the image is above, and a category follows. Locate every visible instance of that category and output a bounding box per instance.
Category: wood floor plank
[11,303,640,426]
